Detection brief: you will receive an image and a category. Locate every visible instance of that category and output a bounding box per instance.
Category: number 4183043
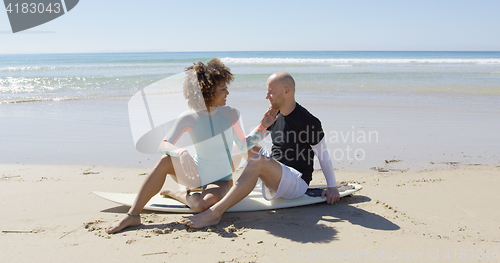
[5,2,62,14]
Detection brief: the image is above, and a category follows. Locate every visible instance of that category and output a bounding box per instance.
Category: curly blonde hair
[183,58,233,111]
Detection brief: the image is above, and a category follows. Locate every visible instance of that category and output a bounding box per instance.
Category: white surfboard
[93,183,362,213]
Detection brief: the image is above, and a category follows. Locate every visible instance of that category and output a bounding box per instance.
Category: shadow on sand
[100,195,399,243]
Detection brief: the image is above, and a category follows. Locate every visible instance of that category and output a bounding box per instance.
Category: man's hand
[261,108,279,128]
[322,187,340,204]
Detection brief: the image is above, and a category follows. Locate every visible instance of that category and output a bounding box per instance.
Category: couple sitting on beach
[107,58,340,234]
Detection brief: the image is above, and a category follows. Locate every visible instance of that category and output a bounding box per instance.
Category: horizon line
[1,50,500,56]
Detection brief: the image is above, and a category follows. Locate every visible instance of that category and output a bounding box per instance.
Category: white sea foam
[0,66,60,72]
[220,57,500,64]
[0,97,71,104]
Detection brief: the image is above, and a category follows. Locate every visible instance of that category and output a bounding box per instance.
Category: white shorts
[258,148,309,201]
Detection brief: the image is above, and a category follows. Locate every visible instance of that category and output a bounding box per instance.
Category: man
[181,72,340,228]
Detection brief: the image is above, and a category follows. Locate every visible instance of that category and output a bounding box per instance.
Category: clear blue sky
[1,0,499,54]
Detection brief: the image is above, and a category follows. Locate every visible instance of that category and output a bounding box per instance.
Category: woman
[106,58,276,234]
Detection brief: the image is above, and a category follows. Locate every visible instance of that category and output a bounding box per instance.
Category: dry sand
[1,163,499,262]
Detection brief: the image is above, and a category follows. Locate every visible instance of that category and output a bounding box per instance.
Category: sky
[0,0,499,54]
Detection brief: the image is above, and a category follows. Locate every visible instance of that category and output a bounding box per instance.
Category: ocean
[2,51,500,104]
[1,51,499,170]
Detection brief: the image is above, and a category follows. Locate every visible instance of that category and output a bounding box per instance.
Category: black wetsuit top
[268,103,324,185]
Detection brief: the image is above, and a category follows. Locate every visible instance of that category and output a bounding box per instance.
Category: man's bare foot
[106,214,141,234]
[180,209,221,229]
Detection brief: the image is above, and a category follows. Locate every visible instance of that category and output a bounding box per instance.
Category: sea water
[1,51,499,170]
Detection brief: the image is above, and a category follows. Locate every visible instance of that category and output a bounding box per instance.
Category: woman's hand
[179,151,199,181]
[261,108,279,128]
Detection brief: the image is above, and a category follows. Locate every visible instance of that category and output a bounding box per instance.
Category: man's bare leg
[106,155,176,234]
[160,180,233,212]
[180,153,283,228]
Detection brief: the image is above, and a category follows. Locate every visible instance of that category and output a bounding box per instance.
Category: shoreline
[2,162,499,262]
[1,157,498,174]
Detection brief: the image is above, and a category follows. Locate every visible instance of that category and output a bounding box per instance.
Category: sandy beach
[2,163,499,262]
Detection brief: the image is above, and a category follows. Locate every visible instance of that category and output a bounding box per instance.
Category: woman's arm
[158,112,199,180]
[158,139,188,156]
[158,111,197,156]
[232,108,279,152]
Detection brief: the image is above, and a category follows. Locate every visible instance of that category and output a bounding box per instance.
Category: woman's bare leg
[106,155,176,234]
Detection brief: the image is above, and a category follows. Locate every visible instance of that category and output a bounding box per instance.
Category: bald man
[181,72,340,228]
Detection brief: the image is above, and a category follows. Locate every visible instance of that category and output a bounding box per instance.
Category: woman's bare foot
[180,208,221,229]
[160,188,189,201]
[106,214,141,234]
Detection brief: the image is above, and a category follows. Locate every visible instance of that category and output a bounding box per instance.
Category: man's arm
[311,138,340,204]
